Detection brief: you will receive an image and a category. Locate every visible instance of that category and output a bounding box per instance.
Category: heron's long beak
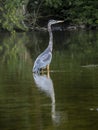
[57,20,64,23]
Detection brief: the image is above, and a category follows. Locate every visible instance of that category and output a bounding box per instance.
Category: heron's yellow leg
[47,64,50,72]
[46,65,50,78]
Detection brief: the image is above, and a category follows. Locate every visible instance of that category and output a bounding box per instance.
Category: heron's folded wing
[41,52,52,62]
[35,52,52,68]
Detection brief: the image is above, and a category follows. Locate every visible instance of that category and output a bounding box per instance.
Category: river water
[0,30,98,130]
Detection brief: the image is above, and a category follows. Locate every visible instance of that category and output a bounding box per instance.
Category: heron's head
[48,20,64,26]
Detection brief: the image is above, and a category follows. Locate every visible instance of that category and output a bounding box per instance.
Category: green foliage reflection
[0,32,32,79]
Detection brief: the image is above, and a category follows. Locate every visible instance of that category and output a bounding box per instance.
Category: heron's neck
[48,25,53,51]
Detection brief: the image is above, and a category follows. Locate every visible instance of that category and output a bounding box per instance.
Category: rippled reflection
[33,72,61,124]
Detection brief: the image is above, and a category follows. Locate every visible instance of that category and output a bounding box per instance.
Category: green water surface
[0,30,98,130]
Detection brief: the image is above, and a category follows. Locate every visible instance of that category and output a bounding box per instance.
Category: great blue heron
[33,20,64,73]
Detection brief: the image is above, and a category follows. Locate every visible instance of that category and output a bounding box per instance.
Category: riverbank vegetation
[0,0,98,31]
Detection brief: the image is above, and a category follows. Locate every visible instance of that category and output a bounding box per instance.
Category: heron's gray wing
[37,52,52,68]
[41,52,52,62]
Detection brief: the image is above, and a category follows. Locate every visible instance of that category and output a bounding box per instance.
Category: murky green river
[0,30,98,130]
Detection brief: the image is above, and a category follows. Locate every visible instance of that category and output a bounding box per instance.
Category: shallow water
[0,30,98,130]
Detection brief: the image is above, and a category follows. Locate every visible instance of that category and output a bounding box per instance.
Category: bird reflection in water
[33,72,61,124]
